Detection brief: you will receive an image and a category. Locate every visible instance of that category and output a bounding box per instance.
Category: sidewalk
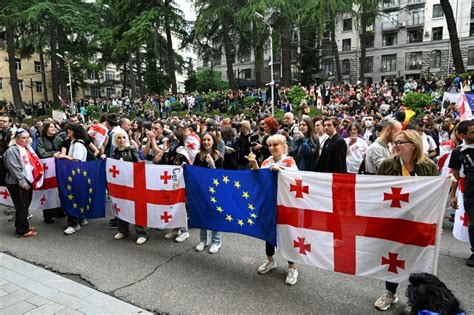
[0,253,152,315]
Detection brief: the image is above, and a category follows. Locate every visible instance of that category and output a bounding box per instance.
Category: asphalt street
[0,204,472,314]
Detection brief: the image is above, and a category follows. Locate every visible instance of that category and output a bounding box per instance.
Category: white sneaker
[114,232,127,240]
[136,237,148,245]
[80,219,88,226]
[195,242,206,251]
[175,232,190,243]
[164,229,181,239]
[64,225,80,235]
[257,260,277,274]
[209,243,221,254]
[374,291,398,311]
[285,268,298,285]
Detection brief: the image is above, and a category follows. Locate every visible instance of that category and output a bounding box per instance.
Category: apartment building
[329,0,474,83]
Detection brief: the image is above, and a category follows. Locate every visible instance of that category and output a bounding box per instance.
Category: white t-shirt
[345,137,369,174]
[421,133,437,156]
[68,140,88,162]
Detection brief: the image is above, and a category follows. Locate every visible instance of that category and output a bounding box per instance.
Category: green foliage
[403,92,434,114]
[243,96,259,108]
[86,104,100,120]
[170,101,182,112]
[196,69,228,92]
[108,105,120,113]
[288,85,306,109]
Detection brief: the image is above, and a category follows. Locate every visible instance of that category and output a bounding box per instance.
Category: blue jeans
[200,229,221,245]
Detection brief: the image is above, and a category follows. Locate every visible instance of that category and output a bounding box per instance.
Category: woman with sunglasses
[374,130,438,311]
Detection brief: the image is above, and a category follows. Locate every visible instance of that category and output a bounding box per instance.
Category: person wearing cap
[4,128,44,237]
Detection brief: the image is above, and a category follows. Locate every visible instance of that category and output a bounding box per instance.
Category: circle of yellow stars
[66,166,94,213]
[208,175,258,228]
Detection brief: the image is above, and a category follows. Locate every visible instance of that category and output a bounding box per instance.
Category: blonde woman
[246,135,299,285]
[374,130,438,311]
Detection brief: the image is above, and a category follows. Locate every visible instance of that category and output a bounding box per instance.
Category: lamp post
[55,52,77,105]
[255,12,274,116]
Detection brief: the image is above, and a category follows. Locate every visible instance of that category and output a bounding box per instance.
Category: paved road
[1,205,472,314]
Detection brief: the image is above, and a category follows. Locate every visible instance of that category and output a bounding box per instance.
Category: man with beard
[364,119,402,174]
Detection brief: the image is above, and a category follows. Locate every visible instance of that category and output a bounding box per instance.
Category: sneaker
[374,292,399,311]
[285,267,298,285]
[64,225,80,235]
[257,260,277,274]
[164,229,181,239]
[109,218,118,229]
[80,219,88,226]
[209,243,221,254]
[114,232,128,240]
[195,242,206,252]
[467,254,474,267]
[175,232,190,243]
[136,237,148,245]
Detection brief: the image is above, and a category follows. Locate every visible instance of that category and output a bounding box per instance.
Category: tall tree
[439,0,465,74]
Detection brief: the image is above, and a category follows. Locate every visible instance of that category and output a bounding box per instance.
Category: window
[105,71,115,81]
[18,80,23,91]
[432,27,443,41]
[91,87,101,97]
[430,50,441,68]
[364,56,374,73]
[383,0,400,8]
[342,39,351,51]
[238,49,251,63]
[343,18,352,31]
[0,78,2,90]
[242,69,251,79]
[321,60,334,75]
[34,61,41,73]
[407,29,423,43]
[382,11,398,29]
[469,48,474,66]
[342,59,351,75]
[383,33,397,46]
[362,34,374,48]
[472,0,474,19]
[470,22,474,37]
[106,88,115,97]
[407,8,424,26]
[407,0,424,4]
[381,54,397,72]
[405,52,422,70]
[15,59,22,71]
[35,82,43,93]
[432,4,444,18]
[212,54,222,66]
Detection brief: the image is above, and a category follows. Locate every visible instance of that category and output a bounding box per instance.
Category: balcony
[382,0,400,11]
[406,62,422,70]
[407,18,425,27]
[406,0,425,6]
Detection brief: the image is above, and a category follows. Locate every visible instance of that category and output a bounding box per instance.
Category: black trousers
[6,184,32,235]
[117,218,147,237]
[385,281,398,294]
[265,242,293,264]
[464,196,474,253]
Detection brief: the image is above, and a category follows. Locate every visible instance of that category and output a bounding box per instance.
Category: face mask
[365,121,373,128]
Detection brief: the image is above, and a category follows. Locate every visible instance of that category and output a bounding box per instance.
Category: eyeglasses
[393,140,411,147]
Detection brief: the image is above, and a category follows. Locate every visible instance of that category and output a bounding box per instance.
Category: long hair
[198,132,220,160]
[112,128,130,147]
[399,130,426,164]
[66,123,88,141]
[41,122,56,137]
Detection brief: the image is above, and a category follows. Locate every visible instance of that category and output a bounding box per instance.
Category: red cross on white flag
[453,167,470,243]
[277,170,450,283]
[30,158,60,212]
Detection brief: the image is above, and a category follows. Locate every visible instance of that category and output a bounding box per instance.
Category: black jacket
[315,133,347,173]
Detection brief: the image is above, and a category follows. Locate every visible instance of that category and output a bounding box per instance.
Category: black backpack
[75,139,97,161]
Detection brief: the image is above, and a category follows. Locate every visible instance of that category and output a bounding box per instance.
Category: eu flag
[56,159,107,218]
[184,165,278,246]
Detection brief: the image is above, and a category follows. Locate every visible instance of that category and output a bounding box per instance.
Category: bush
[108,105,120,113]
[86,104,100,120]
[243,96,259,108]
[288,86,307,109]
[170,101,182,112]
[402,92,433,114]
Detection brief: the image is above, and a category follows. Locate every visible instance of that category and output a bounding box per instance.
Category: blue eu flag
[56,159,107,219]
[184,165,278,246]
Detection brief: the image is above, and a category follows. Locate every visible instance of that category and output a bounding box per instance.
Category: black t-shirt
[449,146,474,189]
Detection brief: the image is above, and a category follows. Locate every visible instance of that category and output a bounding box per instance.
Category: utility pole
[255,12,274,116]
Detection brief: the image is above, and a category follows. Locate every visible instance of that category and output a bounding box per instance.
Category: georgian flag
[106,159,187,229]
[30,158,60,211]
[88,123,108,149]
[0,186,13,207]
[277,170,450,283]
[453,167,469,242]
[459,82,472,122]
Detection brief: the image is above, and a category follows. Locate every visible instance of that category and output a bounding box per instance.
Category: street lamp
[56,52,77,105]
[255,12,274,116]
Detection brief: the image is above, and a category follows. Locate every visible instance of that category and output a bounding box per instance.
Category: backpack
[75,139,97,161]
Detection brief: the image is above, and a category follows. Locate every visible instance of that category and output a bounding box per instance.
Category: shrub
[288,86,307,109]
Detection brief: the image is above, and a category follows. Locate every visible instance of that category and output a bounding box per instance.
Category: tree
[440,0,465,74]
[196,69,228,92]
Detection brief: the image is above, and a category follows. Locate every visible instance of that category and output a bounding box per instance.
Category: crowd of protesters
[0,75,473,314]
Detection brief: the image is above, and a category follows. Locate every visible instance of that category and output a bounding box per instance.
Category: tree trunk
[359,16,368,82]
[440,0,465,74]
[330,18,342,82]
[5,24,23,109]
[121,61,127,98]
[281,25,292,87]
[165,0,177,94]
[222,22,237,90]
[50,22,60,107]
[39,49,49,103]
[252,21,264,88]
[128,51,137,99]
[136,51,145,99]
[57,28,67,101]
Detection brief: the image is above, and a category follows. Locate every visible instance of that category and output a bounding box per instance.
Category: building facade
[330,0,474,83]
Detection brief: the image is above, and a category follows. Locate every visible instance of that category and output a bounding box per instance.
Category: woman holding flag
[246,134,299,286]
[4,128,44,237]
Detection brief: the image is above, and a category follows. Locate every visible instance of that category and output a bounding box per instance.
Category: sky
[175,0,196,22]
